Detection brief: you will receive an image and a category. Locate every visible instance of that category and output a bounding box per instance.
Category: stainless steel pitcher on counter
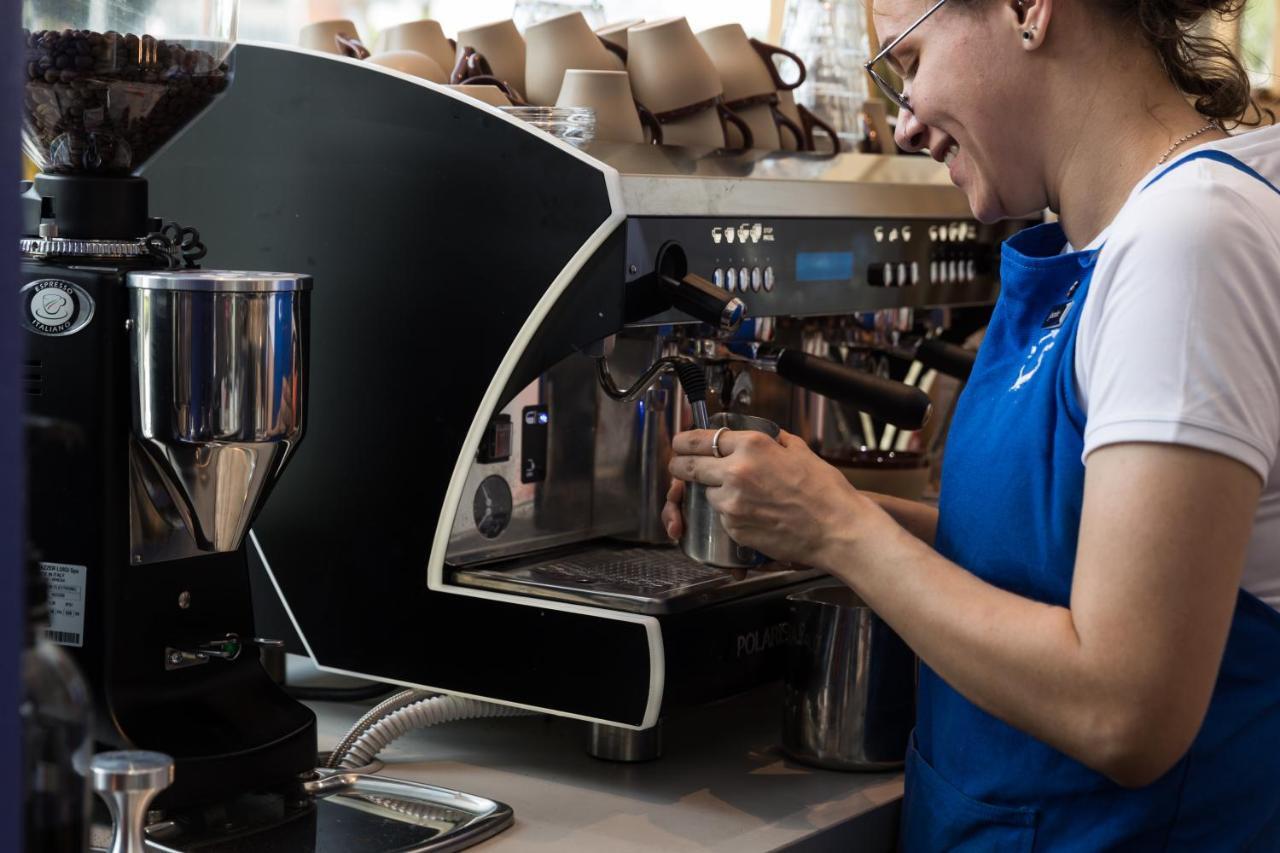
[783,584,916,770]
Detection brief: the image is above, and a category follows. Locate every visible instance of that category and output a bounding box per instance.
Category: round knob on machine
[92,751,174,853]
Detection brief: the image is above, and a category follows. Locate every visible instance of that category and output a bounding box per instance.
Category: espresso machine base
[587,722,664,762]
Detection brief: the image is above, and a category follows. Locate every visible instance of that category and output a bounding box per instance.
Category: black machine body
[20,208,316,810]
[138,44,1031,746]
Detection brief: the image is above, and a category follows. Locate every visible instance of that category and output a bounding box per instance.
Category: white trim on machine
[244,89,665,725]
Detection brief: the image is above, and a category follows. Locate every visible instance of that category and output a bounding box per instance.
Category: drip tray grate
[452,545,816,614]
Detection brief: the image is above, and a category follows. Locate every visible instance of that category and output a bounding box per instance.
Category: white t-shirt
[1070,123,1280,610]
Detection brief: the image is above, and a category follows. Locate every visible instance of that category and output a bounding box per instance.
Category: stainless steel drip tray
[450,544,820,614]
[113,771,513,853]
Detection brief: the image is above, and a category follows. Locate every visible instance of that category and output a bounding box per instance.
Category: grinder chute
[127,271,311,563]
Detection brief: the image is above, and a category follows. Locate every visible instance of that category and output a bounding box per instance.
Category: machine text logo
[736,621,791,658]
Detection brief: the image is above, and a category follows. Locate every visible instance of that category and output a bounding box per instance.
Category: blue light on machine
[795,251,855,282]
[538,412,549,425]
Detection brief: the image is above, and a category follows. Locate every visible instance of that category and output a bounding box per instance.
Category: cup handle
[798,104,841,154]
[598,36,629,65]
[459,74,527,106]
[334,33,371,60]
[771,103,806,151]
[749,38,807,91]
[717,102,754,150]
[450,46,494,84]
[636,101,664,145]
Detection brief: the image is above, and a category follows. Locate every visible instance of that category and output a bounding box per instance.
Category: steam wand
[596,356,710,429]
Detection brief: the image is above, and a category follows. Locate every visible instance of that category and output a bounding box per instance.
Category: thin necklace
[1157,121,1219,166]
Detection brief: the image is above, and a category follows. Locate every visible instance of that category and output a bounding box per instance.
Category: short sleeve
[1075,163,1280,483]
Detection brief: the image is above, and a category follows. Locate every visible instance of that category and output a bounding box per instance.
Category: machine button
[726,268,737,292]
[521,406,549,483]
[930,260,938,283]
[897,263,909,287]
[740,268,750,291]
[751,267,762,291]
[763,266,775,291]
[713,268,724,288]
[947,260,958,283]
[884,262,895,287]
[966,259,977,282]
[911,262,920,285]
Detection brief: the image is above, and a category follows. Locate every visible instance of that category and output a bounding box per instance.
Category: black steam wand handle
[774,349,933,431]
[916,338,977,382]
[655,241,744,332]
[659,272,745,332]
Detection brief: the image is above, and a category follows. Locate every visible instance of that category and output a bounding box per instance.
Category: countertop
[307,681,903,852]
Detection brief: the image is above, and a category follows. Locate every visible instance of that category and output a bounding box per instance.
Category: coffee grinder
[18,0,319,814]
[19,6,518,848]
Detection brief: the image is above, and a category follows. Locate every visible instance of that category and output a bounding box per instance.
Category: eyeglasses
[864,0,949,112]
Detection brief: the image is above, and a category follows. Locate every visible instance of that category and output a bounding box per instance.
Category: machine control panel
[625,215,1031,322]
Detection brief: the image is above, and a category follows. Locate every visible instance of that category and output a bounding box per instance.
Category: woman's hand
[663,427,882,568]
[661,477,687,541]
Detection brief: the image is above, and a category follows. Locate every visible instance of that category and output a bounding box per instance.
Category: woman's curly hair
[1108,0,1274,126]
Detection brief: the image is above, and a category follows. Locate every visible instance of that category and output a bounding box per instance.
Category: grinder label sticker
[38,562,86,647]
[20,278,95,336]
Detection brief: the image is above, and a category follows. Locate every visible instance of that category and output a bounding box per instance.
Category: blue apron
[904,151,1280,851]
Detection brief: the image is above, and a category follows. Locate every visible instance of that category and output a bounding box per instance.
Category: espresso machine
[19,5,517,851]
[138,42,1036,759]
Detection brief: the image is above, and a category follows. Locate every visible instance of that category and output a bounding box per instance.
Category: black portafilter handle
[916,338,978,382]
[655,242,745,332]
[775,349,933,431]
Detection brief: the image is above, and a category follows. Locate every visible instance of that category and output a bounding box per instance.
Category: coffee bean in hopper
[21,28,230,174]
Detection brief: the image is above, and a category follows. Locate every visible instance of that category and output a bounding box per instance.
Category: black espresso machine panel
[625,215,1003,321]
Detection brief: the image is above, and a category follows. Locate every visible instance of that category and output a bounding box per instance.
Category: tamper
[91,751,174,853]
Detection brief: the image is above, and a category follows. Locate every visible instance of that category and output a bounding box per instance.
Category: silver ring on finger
[711,427,729,459]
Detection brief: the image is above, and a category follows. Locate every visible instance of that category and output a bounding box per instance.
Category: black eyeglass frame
[864,0,949,112]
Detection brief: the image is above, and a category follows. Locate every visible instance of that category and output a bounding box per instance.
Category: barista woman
[664,0,1280,846]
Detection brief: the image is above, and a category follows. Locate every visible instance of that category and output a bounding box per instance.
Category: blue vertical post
[2,0,24,846]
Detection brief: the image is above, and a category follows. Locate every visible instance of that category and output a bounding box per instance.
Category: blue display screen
[795,251,855,282]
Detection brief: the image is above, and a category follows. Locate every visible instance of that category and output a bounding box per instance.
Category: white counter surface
[308,684,903,852]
